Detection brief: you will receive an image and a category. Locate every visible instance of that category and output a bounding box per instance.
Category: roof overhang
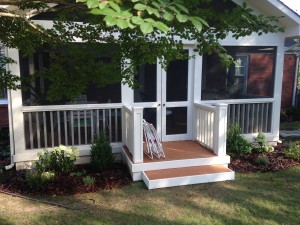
[233,0,300,38]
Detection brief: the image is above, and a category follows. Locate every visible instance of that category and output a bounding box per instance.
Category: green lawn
[280,121,300,130]
[1,166,300,225]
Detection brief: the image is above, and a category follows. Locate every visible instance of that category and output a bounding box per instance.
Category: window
[201,46,276,100]
[20,44,122,106]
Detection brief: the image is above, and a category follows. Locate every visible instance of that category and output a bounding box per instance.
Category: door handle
[157,104,161,107]
[163,104,166,106]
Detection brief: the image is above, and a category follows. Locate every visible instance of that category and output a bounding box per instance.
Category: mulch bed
[0,163,132,196]
[229,146,300,173]
[1,144,300,196]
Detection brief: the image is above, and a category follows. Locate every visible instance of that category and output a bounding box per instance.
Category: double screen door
[134,47,194,142]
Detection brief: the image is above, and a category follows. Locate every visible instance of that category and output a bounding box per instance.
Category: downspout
[5,47,15,170]
[5,90,15,170]
[292,55,299,106]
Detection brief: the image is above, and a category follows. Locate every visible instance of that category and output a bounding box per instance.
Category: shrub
[227,123,252,156]
[26,171,55,188]
[285,141,300,160]
[255,156,269,166]
[90,133,114,171]
[252,132,274,153]
[35,145,79,175]
[82,176,95,187]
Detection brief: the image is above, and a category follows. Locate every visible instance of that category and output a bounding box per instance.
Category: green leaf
[146,6,160,18]
[131,16,144,25]
[190,18,203,32]
[196,17,208,27]
[153,21,169,33]
[134,3,147,11]
[117,19,130,29]
[174,3,189,13]
[87,0,99,9]
[76,0,87,2]
[157,0,167,7]
[131,0,140,2]
[168,6,179,14]
[163,11,174,21]
[144,18,156,23]
[108,1,121,12]
[104,15,118,26]
[120,10,133,18]
[140,22,153,34]
[99,2,109,9]
[176,14,188,23]
[90,8,118,16]
[151,1,160,8]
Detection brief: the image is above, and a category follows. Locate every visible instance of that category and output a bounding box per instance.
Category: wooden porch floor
[124,140,216,163]
[145,165,232,180]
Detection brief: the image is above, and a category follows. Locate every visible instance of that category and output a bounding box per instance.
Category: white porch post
[213,103,228,156]
[272,42,285,141]
[7,48,25,157]
[132,107,143,163]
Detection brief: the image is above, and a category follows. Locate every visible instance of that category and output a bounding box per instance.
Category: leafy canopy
[0,0,284,101]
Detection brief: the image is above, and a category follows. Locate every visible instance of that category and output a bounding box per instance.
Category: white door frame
[160,47,194,141]
[133,46,194,142]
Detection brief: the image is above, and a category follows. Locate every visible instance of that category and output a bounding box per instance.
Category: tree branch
[0,0,64,4]
[0,11,54,39]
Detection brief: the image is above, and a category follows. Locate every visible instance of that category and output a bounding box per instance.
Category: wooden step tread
[145,165,231,180]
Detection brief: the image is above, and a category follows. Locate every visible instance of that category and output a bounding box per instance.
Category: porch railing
[227,101,273,134]
[203,99,274,134]
[22,104,122,150]
[122,105,143,163]
[194,103,228,156]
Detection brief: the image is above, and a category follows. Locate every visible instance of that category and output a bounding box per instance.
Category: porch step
[142,165,235,189]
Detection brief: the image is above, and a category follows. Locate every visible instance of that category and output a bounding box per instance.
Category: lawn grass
[280,121,300,130]
[1,166,300,225]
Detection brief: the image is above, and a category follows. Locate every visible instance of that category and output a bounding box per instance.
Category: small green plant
[285,141,300,160]
[82,176,95,187]
[90,133,114,171]
[227,123,252,156]
[35,145,79,175]
[252,132,274,153]
[255,156,269,166]
[26,171,55,188]
[70,170,86,177]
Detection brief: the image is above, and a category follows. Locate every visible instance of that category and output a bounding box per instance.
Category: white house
[3,0,300,189]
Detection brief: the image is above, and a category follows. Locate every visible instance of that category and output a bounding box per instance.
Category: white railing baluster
[57,111,61,145]
[91,110,94,142]
[102,109,106,134]
[71,111,74,146]
[43,112,47,148]
[64,111,68,145]
[115,108,118,142]
[109,109,112,142]
[84,110,87,144]
[36,112,41,149]
[50,111,54,147]
[29,112,33,149]
[77,110,81,145]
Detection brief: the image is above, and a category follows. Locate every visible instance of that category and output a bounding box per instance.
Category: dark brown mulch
[229,147,300,173]
[0,163,132,196]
